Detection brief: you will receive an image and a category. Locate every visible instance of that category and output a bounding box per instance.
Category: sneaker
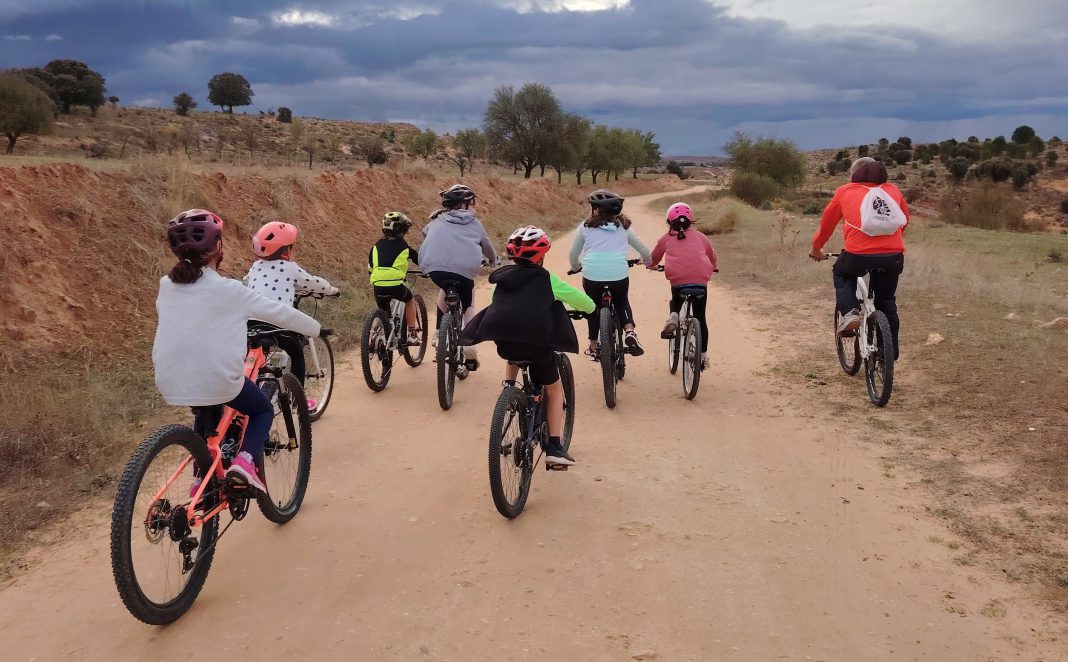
[585,346,599,362]
[188,476,203,500]
[431,335,439,348]
[837,309,861,335]
[543,439,576,466]
[306,398,317,411]
[406,329,421,346]
[701,354,710,371]
[624,330,645,356]
[226,451,267,494]
[660,313,679,339]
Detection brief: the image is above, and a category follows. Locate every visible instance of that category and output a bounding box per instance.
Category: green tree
[946,156,971,182]
[857,144,869,157]
[629,129,661,179]
[404,129,441,163]
[357,134,389,168]
[447,128,486,176]
[173,92,197,116]
[1011,125,1035,145]
[1027,135,1045,156]
[0,74,56,153]
[277,107,293,123]
[1046,150,1059,167]
[723,131,805,188]
[665,161,688,180]
[544,114,590,184]
[43,59,106,115]
[730,171,779,207]
[483,83,563,178]
[896,136,912,148]
[207,72,253,113]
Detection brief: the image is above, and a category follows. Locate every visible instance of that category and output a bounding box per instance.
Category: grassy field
[670,189,1068,598]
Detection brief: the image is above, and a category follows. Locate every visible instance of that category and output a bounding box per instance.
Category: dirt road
[0,188,1060,661]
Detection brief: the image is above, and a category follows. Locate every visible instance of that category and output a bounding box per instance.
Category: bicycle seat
[508,360,534,368]
[440,279,460,290]
[678,287,706,298]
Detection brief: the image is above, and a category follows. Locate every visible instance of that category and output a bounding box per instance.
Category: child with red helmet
[461,226,594,466]
[153,209,323,494]
[244,221,338,408]
[648,202,718,370]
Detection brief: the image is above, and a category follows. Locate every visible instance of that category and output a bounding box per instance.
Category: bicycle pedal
[546,463,569,472]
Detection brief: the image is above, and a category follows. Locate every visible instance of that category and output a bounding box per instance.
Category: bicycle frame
[854,275,876,359]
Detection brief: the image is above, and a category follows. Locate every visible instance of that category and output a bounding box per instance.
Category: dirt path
[0,188,1061,661]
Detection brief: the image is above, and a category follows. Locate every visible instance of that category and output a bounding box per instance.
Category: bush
[974,157,1014,183]
[944,156,971,181]
[894,171,906,181]
[730,171,780,207]
[857,145,869,157]
[826,160,839,175]
[1047,151,1059,167]
[703,209,739,235]
[1011,125,1036,144]
[173,92,196,116]
[724,132,805,188]
[904,187,925,203]
[938,183,1029,231]
[894,149,912,164]
[277,107,292,123]
[896,136,912,148]
[802,201,824,215]
[1011,167,1032,189]
[665,161,688,180]
[1005,142,1026,158]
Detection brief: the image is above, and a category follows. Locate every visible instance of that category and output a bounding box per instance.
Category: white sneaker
[701,354,710,371]
[661,313,679,339]
[837,309,861,335]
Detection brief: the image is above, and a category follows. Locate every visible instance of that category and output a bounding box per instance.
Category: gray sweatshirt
[419,209,497,279]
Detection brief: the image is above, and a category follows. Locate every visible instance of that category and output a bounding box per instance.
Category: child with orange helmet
[461,226,594,466]
[244,221,338,407]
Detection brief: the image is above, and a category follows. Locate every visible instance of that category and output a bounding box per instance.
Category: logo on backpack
[856,186,907,237]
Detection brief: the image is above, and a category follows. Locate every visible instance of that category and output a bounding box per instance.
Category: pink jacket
[649,231,717,287]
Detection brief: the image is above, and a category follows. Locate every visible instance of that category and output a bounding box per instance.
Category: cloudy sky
[2,0,1066,154]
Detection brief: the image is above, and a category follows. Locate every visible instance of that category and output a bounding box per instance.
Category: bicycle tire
[682,319,702,400]
[257,374,313,523]
[110,424,219,624]
[615,324,627,382]
[598,307,616,409]
[834,308,861,376]
[437,312,457,410]
[360,309,392,392]
[864,311,895,407]
[668,327,681,375]
[558,353,576,453]
[400,294,429,367]
[488,385,532,518]
[305,334,334,421]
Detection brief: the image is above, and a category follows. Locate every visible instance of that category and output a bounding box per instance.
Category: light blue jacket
[569,220,652,282]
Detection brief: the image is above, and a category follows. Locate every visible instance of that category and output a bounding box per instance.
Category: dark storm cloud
[2,0,1065,152]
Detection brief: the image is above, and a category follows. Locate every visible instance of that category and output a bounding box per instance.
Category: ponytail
[168,249,210,284]
[670,219,691,240]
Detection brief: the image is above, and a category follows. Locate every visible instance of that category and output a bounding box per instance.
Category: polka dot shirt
[243,259,336,304]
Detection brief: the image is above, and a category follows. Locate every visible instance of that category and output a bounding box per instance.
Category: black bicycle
[567,259,643,409]
[488,339,578,519]
[433,276,478,411]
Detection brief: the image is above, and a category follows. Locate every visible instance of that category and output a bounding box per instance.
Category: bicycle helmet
[506,225,551,263]
[440,184,476,208]
[166,213,222,259]
[666,202,693,233]
[382,211,413,233]
[587,189,624,216]
[252,221,299,260]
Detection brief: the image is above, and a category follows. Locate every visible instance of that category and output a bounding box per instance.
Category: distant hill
[663,155,729,166]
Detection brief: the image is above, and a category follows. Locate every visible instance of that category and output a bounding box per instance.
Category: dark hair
[168,249,211,284]
[670,218,691,239]
[850,159,889,185]
[383,228,407,239]
[584,210,632,230]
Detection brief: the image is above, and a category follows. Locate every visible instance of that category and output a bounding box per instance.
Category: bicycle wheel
[111,424,219,624]
[304,335,334,421]
[400,294,429,367]
[598,307,617,409]
[834,308,861,376]
[615,325,627,382]
[257,375,313,523]
[360,309,393,392]
[558,353,576,453]
[488,385,532,518]
[864,311,895,407]
[682,319,702,400]
[667,327,681,375]
[437,311,457,410]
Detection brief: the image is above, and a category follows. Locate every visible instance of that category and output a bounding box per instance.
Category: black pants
[373,284,413,312]
[670,286,708,353]
[428,271,474,328]
[249,322,306,386]
[496,341,560,386]
[833,251,904,358]
[582,278,634,341]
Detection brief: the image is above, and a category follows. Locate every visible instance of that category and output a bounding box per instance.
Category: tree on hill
[544,113,589,184]
[357,134,389,168]
[896,136,912,148]
[404,129,440,163]
[0,74,56,153]
[665,161,688,180]
[630,129,661,179]
[277,107,293,123]
[446,128,486,177]
[1047,150,1059,167]
[173,92,197,116]
[208,72,253,113]
[484,83,563,179]
[1011,125,1035,145]
[1027,135,1045,156]
[44,59,106,115]
[857,145,869,157]
[945,156,971,182]
[723,131,805,189]
[107,95,119,107]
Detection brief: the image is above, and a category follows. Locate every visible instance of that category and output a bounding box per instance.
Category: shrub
[818,165,826,174]
[894,171,906,181]
[896,136,913,148]
[277,107,293,123]
[938,183,1029,231]
[703,209,739,235]
[665,161,688,179]
[1011,167,1031,189]
[904,187,925,203]
[173,92,196,116]
[857,145,869,157]
[1005,142,1026,158]
[1047,151,1059,167]
[723,132,805,188]
[1011,125,1036,144]
[802,201,824,215]
[974,157,1013,183]
[1028,135,1046,156]
[826,160,839,175]
[834,150,849,161]
[730,171,780,207]
[894,150,912,164]
[945,157,971,182]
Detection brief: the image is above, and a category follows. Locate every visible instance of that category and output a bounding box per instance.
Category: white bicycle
[295,293,337,421]
[826,253,895,407]
[359,274,429,392]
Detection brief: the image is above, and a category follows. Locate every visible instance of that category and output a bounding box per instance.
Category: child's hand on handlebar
[809,248,828,262]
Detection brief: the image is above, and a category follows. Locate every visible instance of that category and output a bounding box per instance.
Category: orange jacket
[812,182,909,254]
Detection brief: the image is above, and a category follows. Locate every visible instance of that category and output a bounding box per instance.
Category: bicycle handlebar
[295,291,340,301]
[567,259,644,276]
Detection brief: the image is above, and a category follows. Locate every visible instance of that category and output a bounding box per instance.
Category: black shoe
[543,439,575,466]
[624,331,645,357]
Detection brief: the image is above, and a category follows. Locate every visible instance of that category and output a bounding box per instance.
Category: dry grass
[681,191,1068,600]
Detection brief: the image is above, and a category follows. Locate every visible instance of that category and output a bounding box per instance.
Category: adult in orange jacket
[810,157,908,358]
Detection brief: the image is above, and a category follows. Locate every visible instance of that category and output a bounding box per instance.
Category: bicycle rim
[834,308,861,376]
[305,335,334,420]
[558,353,576,453]
[436,313,456,410]
[488,386,532,518]
[360,310,392,392]
[110,425,218,624]
[401,295,429,367]
[258,375,313,522]
[864,312,895,407]
[668,329,681,375]
[682,320,702,399]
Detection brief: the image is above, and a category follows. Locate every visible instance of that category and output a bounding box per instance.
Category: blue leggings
[194,378,273,459]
